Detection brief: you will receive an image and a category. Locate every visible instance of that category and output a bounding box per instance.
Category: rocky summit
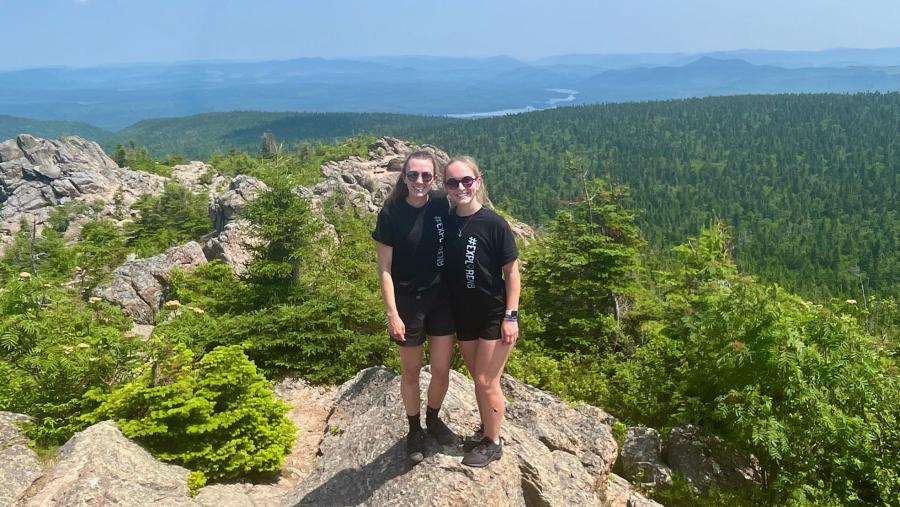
[3,368,660,507]
[0,134,166,255]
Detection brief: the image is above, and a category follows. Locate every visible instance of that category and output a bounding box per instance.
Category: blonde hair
[383,150,442,206]
[445,155,490,207]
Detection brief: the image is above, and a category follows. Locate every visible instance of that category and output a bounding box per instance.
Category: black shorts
[456,306,504,342]
[394,284,455,347]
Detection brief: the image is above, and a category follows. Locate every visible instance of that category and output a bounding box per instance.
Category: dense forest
[401,93,899,300]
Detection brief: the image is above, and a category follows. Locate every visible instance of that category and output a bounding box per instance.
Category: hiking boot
[461,437,503,467]
[426,416,460,446]
[406,429,426,463]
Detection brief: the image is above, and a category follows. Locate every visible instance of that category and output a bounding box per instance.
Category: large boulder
[620,427,673,489]
[283,366,643,507]
[93,241,207,324]
[666,424,761,492]
[21,421,196,507]
[0,412,42,506]
[0,134,166,255]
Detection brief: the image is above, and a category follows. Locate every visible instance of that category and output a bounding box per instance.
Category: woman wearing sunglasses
[443,156,520,468]
[372,150,459,464]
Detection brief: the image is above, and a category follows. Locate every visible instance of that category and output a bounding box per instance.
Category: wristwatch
[504,310,518,321]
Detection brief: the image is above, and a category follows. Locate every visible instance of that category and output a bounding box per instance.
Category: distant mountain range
[1,47,899,130]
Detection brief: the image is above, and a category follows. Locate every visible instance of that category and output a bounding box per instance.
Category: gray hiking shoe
[461,437,503,467]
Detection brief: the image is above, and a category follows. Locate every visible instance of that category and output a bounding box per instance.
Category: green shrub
[85,343,295,484]
[125,182,212,257]
[0,272,142,446]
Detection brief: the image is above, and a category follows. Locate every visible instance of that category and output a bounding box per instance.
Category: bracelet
[504,316,518,322]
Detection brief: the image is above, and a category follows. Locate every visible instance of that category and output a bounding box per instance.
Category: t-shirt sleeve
[498,218,519,266]
[372,208,394,246]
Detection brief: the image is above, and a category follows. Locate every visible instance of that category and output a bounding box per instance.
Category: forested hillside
[402,92,899,300]
[0,114,111,141]
[105,111,459,159]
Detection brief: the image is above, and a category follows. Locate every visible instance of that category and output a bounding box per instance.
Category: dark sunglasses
[405,171,434,183]
[445,176,478,189]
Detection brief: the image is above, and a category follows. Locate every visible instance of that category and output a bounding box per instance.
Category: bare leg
[472,338,514,442]
[426,335,454,409]
[398,345,423,417]
[458,340,485,426]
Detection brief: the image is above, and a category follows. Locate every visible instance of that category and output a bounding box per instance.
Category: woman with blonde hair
[443,156,520,467]
[373,150,459,464]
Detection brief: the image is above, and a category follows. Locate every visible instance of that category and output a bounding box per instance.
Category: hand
[388,313,406,342]
[501,319,519,345]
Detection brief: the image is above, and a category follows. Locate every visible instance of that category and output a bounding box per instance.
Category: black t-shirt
[445,207,519,312]
[372,192,450,293]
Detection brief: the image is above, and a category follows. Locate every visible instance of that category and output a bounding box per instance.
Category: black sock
[408,413,422,433]
[425,405,440,424]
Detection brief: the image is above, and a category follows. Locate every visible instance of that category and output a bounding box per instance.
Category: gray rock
[93,241,207,324]
[171,161,213,192]
[209,174,268,232]
[0,412,42,506]
[0,134,166,256]
[285,366,620,507]
[666,424,760,492]
[621,427,672,489]
[22,420,197,507]
[605,474,665,507]
[202,219,262,276]
[0,138,25,162]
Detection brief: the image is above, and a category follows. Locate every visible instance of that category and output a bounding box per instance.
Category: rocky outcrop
[209,174,268,233]
[199,174,269,275]
[620,427,673,489]
[92,241,207,324]
[284,366,658,507]
[171,161,213,193]
[0,412,42,506]
[20,421,196,507]
[0,134,166,255]
[666,424,760,493]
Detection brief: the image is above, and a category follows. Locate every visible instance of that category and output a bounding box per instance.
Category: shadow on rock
[294,439,412,506]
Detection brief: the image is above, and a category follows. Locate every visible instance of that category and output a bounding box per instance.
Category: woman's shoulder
[478,207,510,226]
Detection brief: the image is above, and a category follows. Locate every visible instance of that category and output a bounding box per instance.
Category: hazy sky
[5,0,900,69]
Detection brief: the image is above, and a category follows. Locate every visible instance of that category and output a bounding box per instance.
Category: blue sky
[5,0,900,69]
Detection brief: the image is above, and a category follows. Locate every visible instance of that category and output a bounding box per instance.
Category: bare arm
[501,259,521,345]
[376,241,405,342]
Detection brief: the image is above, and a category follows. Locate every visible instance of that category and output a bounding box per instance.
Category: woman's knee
[474,374,499,394]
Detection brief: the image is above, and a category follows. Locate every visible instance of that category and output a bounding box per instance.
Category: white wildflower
[164,300,181,308]
[18,272,31,278]
[846,299,857,305]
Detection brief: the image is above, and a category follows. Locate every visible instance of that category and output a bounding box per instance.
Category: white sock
[493,438,501,445]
